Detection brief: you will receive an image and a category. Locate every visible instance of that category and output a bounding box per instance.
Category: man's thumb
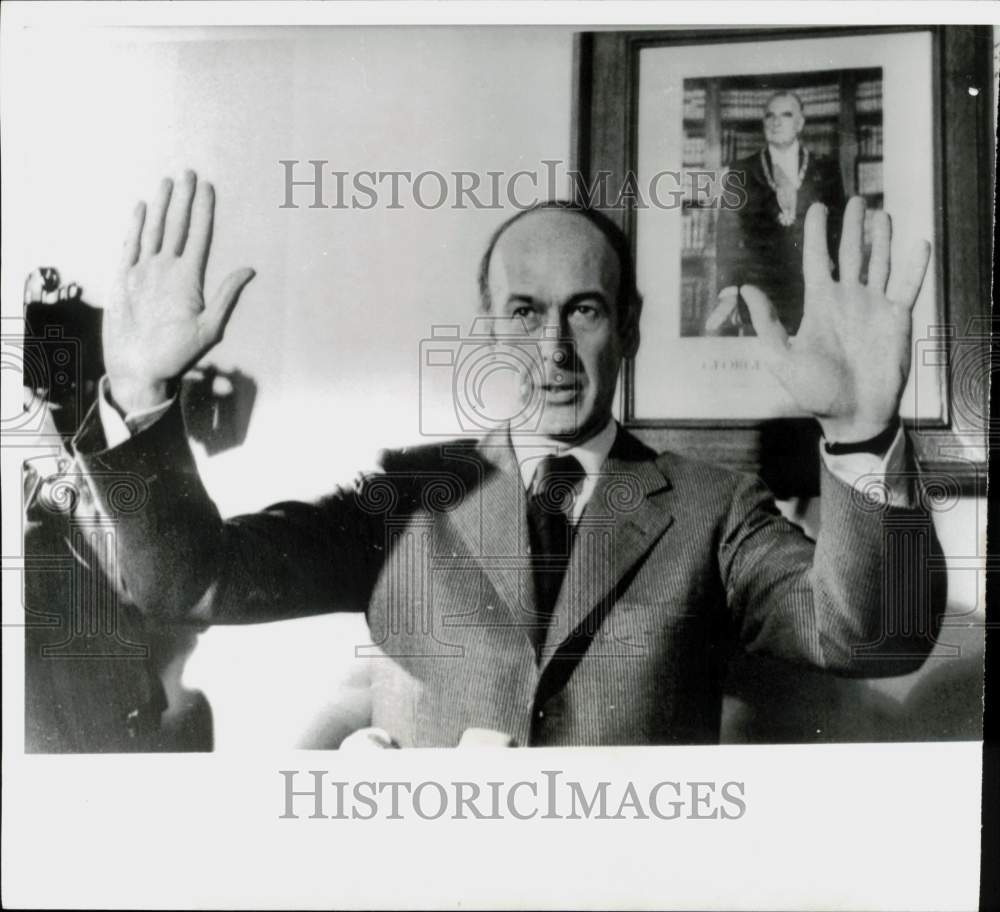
[740,284,788,354]
[202,268,256,344]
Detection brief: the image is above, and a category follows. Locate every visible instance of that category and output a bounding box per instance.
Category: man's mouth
[540,380,582,403]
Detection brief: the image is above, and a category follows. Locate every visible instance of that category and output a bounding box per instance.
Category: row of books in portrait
[681,277,712,333]
[856,124,883,157]
[681,207,718,253]
[682,122,882,169]
[682,131,816,167]
[682,78,883,121]
[857,160,883,196]
[723,124,837,162]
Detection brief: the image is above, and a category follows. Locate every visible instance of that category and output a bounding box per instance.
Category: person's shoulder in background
[725,149,766,180]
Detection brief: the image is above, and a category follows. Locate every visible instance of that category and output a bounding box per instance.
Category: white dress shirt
[769,139,802,185]
[511,418,618,523]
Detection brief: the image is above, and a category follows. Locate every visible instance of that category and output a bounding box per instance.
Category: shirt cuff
[819,427,911,508]
[97,375,175,448]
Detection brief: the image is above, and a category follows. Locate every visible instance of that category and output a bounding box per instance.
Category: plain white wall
[3,26,985,749]
[4,26,577,747]
[4,26,576,506]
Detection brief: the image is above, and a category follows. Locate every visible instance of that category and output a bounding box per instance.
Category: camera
[2,268,103,444]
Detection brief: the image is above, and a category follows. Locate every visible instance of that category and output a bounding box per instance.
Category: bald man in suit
[710,91,846,337]
[74,172,940,746]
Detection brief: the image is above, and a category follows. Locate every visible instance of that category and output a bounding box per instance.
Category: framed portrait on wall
[575,26,992,493]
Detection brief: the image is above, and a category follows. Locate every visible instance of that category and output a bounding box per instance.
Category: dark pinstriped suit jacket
[74,399,943,747]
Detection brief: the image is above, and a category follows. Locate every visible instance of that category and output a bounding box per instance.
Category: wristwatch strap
[823,415,901,457]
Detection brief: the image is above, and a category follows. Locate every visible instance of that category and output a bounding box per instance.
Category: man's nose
[537,322,574,371]
[537,316,573,345]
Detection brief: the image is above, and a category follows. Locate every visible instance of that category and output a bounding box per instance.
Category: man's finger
[140,177,173,256]
[121,201,146,270]
[866,210,891,292]
[185,179,215,283]
[740,284,789,355]
[163,170,197,256]
[458,727,517,747]
[339,727,401,750]
[802,202,832,289]
[198,268,256,345]
[837,196,866,287]
[887,240,931,312]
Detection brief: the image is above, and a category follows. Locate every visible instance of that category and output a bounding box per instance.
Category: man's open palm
[103,171,255,414]
[742,196,931,441]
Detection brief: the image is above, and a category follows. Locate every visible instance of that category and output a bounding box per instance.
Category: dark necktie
[526,453,585,653]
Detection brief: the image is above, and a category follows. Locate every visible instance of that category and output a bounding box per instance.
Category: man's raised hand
[742,196,931,442]
[103,171,256,415]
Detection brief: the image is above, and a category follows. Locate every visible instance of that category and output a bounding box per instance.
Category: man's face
[486,210,637,444]
[763,94,805,148]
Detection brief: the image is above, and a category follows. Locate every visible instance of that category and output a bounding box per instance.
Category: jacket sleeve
[818,157,847,275]
[718,458,945,677]
[715,166,750,292]
[72,397,387,625]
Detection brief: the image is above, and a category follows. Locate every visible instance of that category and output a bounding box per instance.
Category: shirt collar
[510,417,618,491]
[768,139,801,173]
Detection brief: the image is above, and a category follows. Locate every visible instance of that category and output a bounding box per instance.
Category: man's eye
[568,303,601,325]
[507,307,541,333]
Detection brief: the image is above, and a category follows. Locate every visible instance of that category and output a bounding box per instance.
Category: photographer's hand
[742,197,931,442]
[104,171,255,416]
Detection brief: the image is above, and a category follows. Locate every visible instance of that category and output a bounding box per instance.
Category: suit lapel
[446,426,675,661]
[447,430,535,641]
[539,428,674,666]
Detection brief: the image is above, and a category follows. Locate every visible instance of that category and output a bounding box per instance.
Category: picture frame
[574,26,992,495]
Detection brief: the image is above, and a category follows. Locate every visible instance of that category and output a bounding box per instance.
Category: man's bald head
[478,201,641,333]
[765,90,805,118]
